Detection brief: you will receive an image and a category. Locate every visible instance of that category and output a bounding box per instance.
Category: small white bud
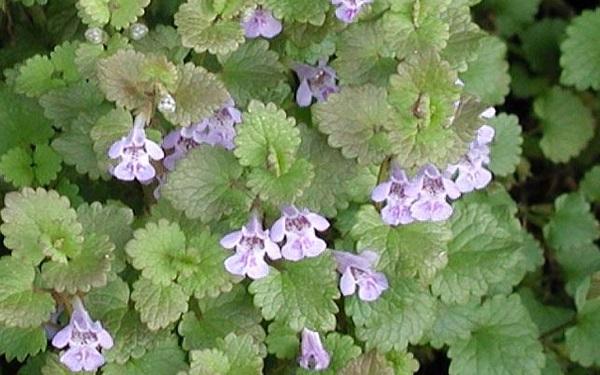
[85,27,105,45]
[130,23,149,41]
[158,94,176,114]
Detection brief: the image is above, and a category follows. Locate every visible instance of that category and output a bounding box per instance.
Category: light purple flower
[52,296,113,373]
[241,7,282,39]
[332,250,389,301]
[411,164,461,222]
[220,215,281,279]
[182,99,242,150]
[371,166,420,226]
[108,114,164,182]
[447,124,495,193]
[293,60,338,107]
[270,205,330,261]
[161,129,199,170]
[332,0,373,23]
[298,328,330,370]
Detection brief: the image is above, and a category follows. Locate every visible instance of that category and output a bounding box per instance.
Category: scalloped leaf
[163,63,229,126]
[312,84,393,166]
[131,278,188,331]
[187,333,263,375]
[162,146,252,221]
[0,257,55,328]
[0,325,46,362]
[175,0,244,55]
[489,113,522,176]
[249,254,340,332]
[0,188,83,265]
[560,9,600,90]
[262,0,330,25]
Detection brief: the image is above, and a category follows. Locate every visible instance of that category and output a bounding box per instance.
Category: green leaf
[296,125,376,217]
[132,25,190,63]
[1,188,83,265]
[33,144,62,185]
[163,63,230,126]
[520,19,566,75]
[441,6,485,72]
[431,201,526,303]
[580,165,600,203]
[188,333,263,375]
[126,220,187,286]
[460,36,510,105]
[339,350,394,375]
[249,254,339,332]
[447,294,545,375]
[565,297,600,367]
[518,288,575,336]
[388,52,471,169]
[386,350,420,375]
[177,231,240,299]
[103,337,187,375]
[533,87,594,163]
[312,84,393,165]
[489,113,523,176]
[162,146,252,221]
[426,300,478,349]
[175,0,245,55]
[346,276,435,351]
[0,257,55,328]
[96,49,152,110]
[0,147,35,187]
[104,309,172,364]
[50,41,81,83]
[264,321,298,359]
[77,0,110,26]
[0,325,46,362]
[90,107,133,174]
[40,233,114,293]
[235,101,300,170]
[0,86,55,156]
[543,193,600,251]
[332,20,397,87]
[297,333,362,375]
[560,8,600,90]
[77,202,134,274]
[52,110,108,180]
[179,284,264,352]
[382,0,451,59]
[351,205,450,281]
[262,0,330,25]
[109,0,151,29]
[554,244,600,296]
[131,277,188,330]
[83,276,130,333]
[219,39,286,107]
[15,55,65,97]
[41,352,95,374]
[478,0,541,37]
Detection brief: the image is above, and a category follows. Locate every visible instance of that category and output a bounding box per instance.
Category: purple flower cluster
[241,7,282,39]
[293,60,339,107]
[332,0,373,23]
[332,250,389,301]
[162,99,242,170]
[108,115,164,182]
[220,206,330,279]
[298,328,330,370]
[220,214,281,280]
[271,205,330,261]
[52,297,113,372]
[372,111,496,226]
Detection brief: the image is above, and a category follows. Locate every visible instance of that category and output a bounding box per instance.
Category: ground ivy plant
[0,0,599,374]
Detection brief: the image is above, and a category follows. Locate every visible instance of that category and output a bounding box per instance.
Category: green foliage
[560,8,600,90]
[249,254,340,332]
[533,87,594,163]
[543,193,600,251]
[447,294,545,375]
[488,113,522,176]
[187,333,263,375]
